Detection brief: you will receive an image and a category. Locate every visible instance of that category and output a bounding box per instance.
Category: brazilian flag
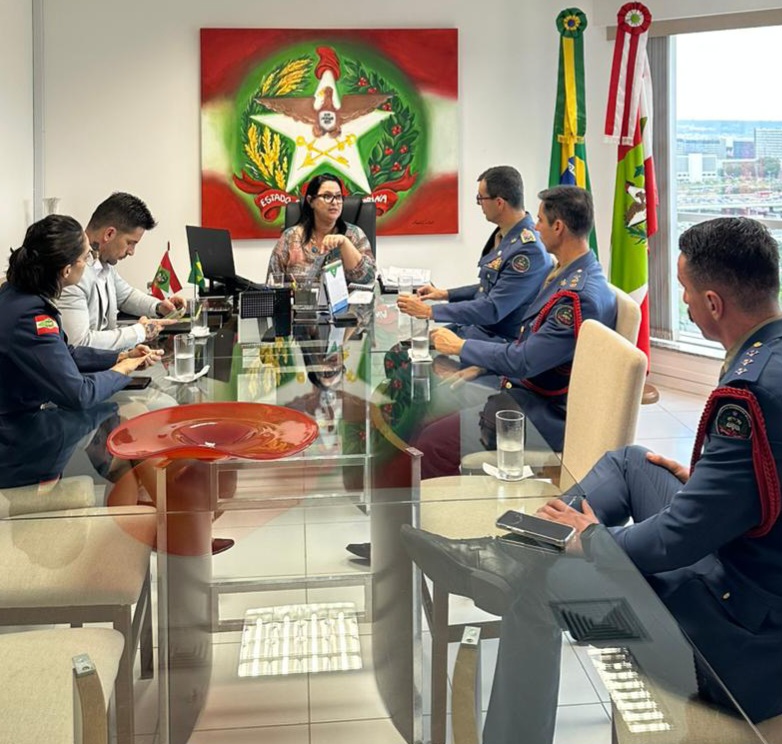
[188,251,206,289]
[548,8,597,253]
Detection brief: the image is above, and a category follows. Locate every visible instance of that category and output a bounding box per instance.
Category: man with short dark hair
[404,216,782,741]
[416,185,616,476]
[398,166,552,342]
[58,192,184,350]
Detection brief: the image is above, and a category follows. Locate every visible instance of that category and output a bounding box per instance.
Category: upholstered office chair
[420,320,648,743]
[610,282,642,346]
[283,195,378,257]
[0,627,124,744]
[0,503,155,744]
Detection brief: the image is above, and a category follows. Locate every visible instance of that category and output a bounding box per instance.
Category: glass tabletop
[0,294,769,744]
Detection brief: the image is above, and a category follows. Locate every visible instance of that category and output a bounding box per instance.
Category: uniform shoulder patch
[486,257,502,271]
[713,403,752,439]
[520,228,537,244]
[553,304,574,328]
[34,314,59,336]
[511,254,531,273]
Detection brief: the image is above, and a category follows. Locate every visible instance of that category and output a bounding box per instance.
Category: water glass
[268,271,285,287]
[189,299,209,337]
[398,274,414,297]
[410,317,430,361]
[174,333,195,380]
[495,410,525,481]
[411,361,431,402]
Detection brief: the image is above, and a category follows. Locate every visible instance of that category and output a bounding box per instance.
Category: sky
[676,25,782,121]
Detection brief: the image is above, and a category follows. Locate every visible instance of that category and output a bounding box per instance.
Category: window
[649,22,782,351]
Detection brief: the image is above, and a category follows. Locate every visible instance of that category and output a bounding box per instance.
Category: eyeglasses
[475,194,497,205]
[315,193,344,204]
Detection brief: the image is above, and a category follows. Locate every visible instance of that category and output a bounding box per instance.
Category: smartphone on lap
[495,510,575,550]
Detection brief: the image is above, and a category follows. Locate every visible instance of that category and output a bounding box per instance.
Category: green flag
[188,251,206,289]
[548,8,597,253]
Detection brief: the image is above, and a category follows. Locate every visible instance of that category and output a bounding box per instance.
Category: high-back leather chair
[284,196,377,257]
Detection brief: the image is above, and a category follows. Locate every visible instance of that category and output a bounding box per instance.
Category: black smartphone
[495,510,575,549]
[125,375,152,390]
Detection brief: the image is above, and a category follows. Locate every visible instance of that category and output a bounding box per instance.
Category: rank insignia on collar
[714,403,752,439]
[521,228,537,244]
[511,254,531,273]
[736,367,747,375]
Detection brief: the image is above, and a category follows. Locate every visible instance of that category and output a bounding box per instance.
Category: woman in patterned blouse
[267,173,376,286]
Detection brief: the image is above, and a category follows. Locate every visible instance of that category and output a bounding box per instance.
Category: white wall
[594,0,782,25]
[39,0,620,292]
[0,0,34,262]
[36,0,777,293]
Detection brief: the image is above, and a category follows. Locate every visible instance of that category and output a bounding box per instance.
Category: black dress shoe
[211,538,235,556]
[400,526,525,616]
[346,542,371,561]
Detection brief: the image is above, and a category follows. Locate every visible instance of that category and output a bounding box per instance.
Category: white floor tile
[636,407,697,438]
[192,641,310,730]
[186,724,309,743]
[655,387,708,412]
[212,524,306,580]
[308,636,391,723]
[558,643,603,706]
[310,717,407,744]
[304,521,371,576]
[553,703,611,744]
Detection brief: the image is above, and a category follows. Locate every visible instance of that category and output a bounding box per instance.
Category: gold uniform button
[722,592,731,600]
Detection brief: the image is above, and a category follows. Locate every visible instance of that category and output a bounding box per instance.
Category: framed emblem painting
[200,28,459,238]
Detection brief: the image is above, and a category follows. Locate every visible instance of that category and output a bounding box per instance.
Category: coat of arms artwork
[201,29,459,238]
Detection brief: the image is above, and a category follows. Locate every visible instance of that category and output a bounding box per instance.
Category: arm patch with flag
[34,314,59,336]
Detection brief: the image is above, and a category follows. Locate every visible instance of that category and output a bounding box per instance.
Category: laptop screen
[185,225,236,282]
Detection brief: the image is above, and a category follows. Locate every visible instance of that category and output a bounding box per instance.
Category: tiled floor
[130,384,708,743]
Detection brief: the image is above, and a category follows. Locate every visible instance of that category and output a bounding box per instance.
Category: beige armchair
[0,504,155,744]
[0,627,124,744]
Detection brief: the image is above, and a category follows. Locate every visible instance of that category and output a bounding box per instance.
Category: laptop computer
[185,225,264,292]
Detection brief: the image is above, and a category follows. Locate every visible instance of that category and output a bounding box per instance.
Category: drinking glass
[398,274,414,297]
[495,410,525,481]
[189,299,209,337]
[174,334,195,380]
[411,360,431,402]
[410,317,430,361]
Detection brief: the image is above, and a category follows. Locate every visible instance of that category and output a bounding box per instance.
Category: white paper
[380,266,432,288]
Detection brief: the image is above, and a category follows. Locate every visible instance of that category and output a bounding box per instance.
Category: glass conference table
[0,296,770,744]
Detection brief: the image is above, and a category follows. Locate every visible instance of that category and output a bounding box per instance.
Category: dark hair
[6,215,85,299]
[86,192,157,234]
[297,174,348,245]
[477,166,524,210]
[679,217,780,312]
[537,185,594,238]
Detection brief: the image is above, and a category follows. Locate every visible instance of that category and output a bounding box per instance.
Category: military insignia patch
[520,228,536,244]
[487,258,502,271]
[554,305,574,327]
[714,404,752,439]
[34,315,58,336]
[511,255,531,273]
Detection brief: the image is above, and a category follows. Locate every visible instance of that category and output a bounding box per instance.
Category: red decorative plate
[107,403,319,461]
